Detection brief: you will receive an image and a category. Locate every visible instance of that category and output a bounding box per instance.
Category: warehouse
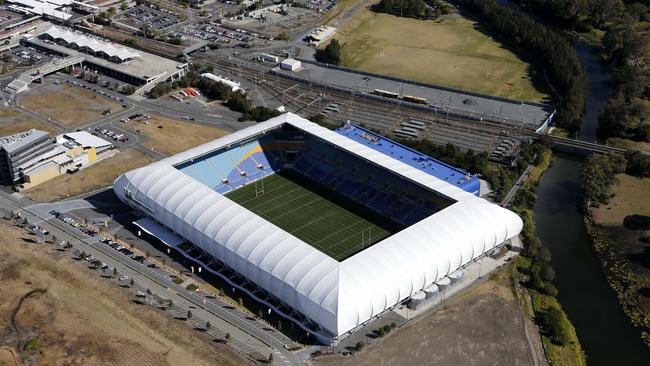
[113,113,522,343]
[200,72,241,92]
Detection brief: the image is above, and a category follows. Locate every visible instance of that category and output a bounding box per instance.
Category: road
[0,190,305,366]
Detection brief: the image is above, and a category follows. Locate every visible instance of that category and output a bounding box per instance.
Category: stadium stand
[336,123,480,195]
[176,123,464,226]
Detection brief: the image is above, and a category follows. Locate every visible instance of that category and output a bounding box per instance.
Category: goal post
[360,227,372,249]
[255,178,265,198]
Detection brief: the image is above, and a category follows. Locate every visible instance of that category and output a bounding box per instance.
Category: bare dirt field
[0,219,247,366]
[608,137,650,154]
[0,108,59,136]
[25,148,155,202]
[316,268,546,366]
[18,83,122,128]
[125,116,230,156]
[592,174,650,226]
[333,8,550,102]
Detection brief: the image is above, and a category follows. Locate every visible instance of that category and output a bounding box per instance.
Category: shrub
[23,338,44,352]
[355,341,365,351]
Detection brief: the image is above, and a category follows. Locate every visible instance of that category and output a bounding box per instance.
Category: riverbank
[511,149,586,366]
[587,173,650,347]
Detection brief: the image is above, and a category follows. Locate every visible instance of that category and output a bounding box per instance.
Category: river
[531,21,650,366]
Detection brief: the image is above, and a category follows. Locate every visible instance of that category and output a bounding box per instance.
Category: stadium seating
[177,126,459,225]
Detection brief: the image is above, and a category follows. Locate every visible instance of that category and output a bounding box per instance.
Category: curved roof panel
[114,113,522,337]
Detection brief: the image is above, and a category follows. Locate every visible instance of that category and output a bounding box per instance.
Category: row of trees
[454,0,587,133]
[581,151,650,208]
[372,0,454,19]
[511,0,650,142]
[148,69,280,122]
[315,39,342,65]
[596,2,650,142]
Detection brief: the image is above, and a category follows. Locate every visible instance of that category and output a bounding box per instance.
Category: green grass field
[225,170,401,261]
[331,9,551,102]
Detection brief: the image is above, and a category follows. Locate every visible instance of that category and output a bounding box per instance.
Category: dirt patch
[18,83,122,128]
[124,116,230,156]
[0,219,247,366]
[25,148,155,202]
[333,9,550,102]
[592,174,650,226]
[0,108,59,136]
[317,273,544,366]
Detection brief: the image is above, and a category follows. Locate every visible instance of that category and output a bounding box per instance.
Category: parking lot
[180,21,261,44]
[116,4,184,31]
[0,45,51,68]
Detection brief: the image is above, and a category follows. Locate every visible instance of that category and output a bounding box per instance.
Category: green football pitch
[225,170,403,261]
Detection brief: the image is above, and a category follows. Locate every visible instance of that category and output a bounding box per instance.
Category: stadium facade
[113,113,522,340]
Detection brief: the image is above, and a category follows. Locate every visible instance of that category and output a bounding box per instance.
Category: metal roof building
[113,113,522,339]
[40,26,140,62]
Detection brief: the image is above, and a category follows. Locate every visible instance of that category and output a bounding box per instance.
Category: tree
[187,310,192,320]
[267,353,274,364]
[225,332,232,343]
[315,39,342,65]
[538,307,571,345]
[113,267,118,277]
[129,278,134,287]
[120,0,128,11]
[51,235,57,244]
[355,341,365,351]
[238,297,244,307]
[205,321,211,330]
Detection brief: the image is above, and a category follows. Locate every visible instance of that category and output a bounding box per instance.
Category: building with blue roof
[336,124,480,196]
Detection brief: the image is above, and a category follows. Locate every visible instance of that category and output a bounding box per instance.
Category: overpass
[5,55,84,94]
[531,133,628,155]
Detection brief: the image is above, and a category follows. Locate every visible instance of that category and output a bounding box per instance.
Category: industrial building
[0,129,56,185]
[23,26,188,89]
[200,72,241,92]
[280,58,301,71]
[0,129,114,188]
[113,113,522,343]
[5,0,73,21]
[304,25,336,46]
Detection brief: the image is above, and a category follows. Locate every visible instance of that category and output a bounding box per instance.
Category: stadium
[113,113,523,342]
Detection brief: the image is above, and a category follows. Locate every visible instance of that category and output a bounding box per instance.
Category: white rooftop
[62,131,112,148]
[114,113,523,338]
[41,26,140,61]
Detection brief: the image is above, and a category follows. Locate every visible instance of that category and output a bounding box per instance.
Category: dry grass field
[18,83,122,128]
[125,117,230,156]
[0,219,247,366]
[607,137,650,154]
[592,174,650,226]
[333,9,550,102]
[25,149,155,202]
[0,108,59,136]
[316,268,547,366]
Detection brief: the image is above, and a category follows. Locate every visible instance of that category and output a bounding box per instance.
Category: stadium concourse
[113,113,523,343]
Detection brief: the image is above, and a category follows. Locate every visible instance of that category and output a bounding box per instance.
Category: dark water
[573,42,613,143]
[534,156,650,365]
[488,0,650,362]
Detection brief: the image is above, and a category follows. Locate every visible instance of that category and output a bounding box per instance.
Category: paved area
[272,61,552,128]
[0,189,305,365]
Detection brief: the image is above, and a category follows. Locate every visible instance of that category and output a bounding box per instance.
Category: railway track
[192,55,628,156]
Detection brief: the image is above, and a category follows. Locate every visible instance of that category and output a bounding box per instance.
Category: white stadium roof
[113,113,522,338]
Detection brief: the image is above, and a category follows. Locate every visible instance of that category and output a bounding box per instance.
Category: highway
[0,190,305,366]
